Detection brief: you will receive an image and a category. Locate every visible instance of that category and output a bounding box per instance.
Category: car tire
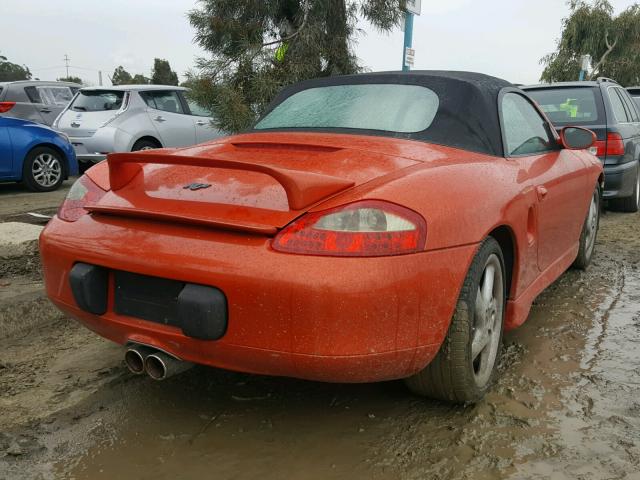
[131,138,161,152]
[404,237,506,403]
[573,184,601,270]
[22,146,65,192]
[612,163,639,213]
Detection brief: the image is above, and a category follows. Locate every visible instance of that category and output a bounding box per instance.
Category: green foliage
[112,66,151,85]
[187,0,406,133]
[0,55,32,82]
[541,0,640,85]
[57,76,83,84]
[131,74,151,85]
[111,66,133,85]
[151,58,179,86]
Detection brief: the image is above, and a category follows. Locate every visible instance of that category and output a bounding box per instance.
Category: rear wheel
[405,237,506,403]
[22,147,65,192]
[573,184,600,270]
[131,138,160,151]
[611,163,639,213]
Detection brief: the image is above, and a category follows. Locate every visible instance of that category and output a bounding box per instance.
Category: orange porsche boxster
[40,71,603,402]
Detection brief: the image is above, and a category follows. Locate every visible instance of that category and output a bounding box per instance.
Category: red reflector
[0,102,16,113]
[605,132,625,156]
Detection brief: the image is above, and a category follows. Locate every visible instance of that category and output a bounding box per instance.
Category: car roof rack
[596,77,619,84]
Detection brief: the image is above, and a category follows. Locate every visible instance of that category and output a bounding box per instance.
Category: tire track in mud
[369,211,640,480]
[1,211,639,480]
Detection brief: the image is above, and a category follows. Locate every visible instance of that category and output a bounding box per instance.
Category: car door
[0,119,13,177]
[180,93,224,144]
[501,91,590,272]
[140,90,196,147]
[12,85,48,124]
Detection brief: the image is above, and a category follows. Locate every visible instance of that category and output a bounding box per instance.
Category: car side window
[608,87,630,123]
[24,86,42,104]
[140,91,185,114]
[501,92,555,156]
[37,86,75,106]
[618,88,639,122]
[186,98,212,117]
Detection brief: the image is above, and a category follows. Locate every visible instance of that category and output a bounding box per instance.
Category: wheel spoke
[481,264,495,304]
[475,286,486,320]
[472,328,490,359]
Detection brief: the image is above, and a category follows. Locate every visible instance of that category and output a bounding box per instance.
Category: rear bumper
[603,160,638,199]
[40,214,477,383]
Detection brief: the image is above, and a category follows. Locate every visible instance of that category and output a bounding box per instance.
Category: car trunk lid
[84,134,422,234]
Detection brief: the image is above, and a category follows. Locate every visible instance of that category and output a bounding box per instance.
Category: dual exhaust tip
[124,345,193,381]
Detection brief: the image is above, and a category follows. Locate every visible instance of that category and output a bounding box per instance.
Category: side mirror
[559,126,596,150]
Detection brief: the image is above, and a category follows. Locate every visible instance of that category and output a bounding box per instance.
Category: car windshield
[255,84,440,134]
[525,87,601,126]
[70,90,125,112]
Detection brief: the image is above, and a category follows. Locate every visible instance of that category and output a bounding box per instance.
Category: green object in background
[559,98,579,118]
[275,43,289,62]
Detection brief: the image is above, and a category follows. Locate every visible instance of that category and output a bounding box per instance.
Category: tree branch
[260,1,310,48]
[588,30,618,79]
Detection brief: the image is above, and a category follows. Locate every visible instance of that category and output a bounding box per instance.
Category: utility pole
[402,1,421,71]
[63,54,70,78]
[98,70,103,86]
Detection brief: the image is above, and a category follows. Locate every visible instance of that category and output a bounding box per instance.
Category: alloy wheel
[471,253,504,387]
[32,152,62,188]
[584,189,599,258]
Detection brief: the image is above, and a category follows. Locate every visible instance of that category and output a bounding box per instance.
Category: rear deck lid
[85,136,420,234]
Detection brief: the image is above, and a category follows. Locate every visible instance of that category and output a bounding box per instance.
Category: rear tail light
[595,132,625,157]
[0,102,16,113]
[272,200,427,257]
[58,175,107,222]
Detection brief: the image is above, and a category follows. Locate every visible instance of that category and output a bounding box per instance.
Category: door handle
[536,185,549,201]
[154,116,166,122]
[40,108,51,113]
[195,120,207,126]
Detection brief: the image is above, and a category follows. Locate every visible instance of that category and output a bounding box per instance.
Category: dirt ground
[1,181,639,480]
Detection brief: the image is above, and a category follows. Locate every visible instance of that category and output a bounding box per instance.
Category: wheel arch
[487,225,517,299]
[131,135,162,151]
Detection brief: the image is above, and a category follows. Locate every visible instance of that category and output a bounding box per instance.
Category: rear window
[255,84,440,134]
[526,87,602,126]
[70,90,125,112]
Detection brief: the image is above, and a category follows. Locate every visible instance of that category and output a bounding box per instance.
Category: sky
[0,0,637,86]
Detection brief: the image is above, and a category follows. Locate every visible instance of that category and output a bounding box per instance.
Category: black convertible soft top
[256,70,513,157]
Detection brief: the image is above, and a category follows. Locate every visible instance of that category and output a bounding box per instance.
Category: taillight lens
[57,176,107,222]
[595,132,625,157]
[0,102,16,113]
[272,200,427,257]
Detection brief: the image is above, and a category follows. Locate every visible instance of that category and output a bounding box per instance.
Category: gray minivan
[0,80,81,126]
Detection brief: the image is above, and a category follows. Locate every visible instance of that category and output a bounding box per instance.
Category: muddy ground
[0,181,639,480]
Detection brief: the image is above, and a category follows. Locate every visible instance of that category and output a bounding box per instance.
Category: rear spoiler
[107,152,354,211]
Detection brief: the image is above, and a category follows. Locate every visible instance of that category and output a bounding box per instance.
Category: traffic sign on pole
[401,1,420,71]
[406,0,422,15]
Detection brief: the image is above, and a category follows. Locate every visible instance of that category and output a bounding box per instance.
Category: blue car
[0,116,78,192]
